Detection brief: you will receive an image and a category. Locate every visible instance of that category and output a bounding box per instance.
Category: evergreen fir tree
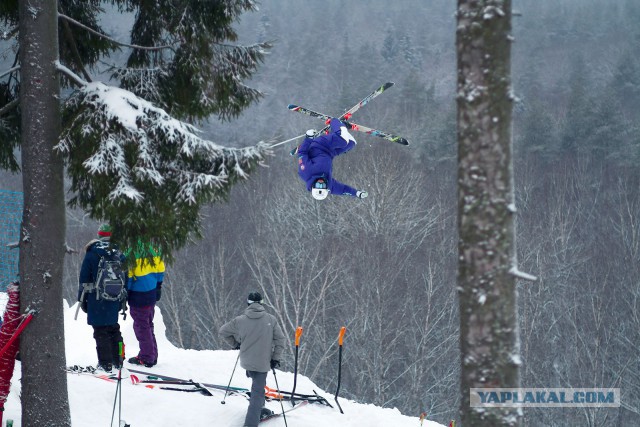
[0,0,271,259]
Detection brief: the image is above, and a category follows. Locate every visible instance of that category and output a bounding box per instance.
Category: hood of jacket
[245,303,266,319]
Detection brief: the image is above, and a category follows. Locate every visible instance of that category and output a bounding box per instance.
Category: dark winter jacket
[219,303,286,373]
[297,118,358,197]
[126,243,165,307]
[78,238,125,327]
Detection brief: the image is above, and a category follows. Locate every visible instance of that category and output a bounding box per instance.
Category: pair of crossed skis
[287,82,410,155]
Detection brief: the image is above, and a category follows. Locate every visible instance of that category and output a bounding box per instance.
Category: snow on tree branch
[1,26,18,40]
[55,82,270,259]
[57,81,269,203]
[55,60,86,87]
[58,13,174,52]
[0,66,19,80]
[509,266,537,282]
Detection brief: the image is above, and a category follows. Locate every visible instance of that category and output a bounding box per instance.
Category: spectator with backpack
[78,224,127,372]
[126,241,165,368]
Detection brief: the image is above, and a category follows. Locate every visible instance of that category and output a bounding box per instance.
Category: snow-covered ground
[2,299,444,427]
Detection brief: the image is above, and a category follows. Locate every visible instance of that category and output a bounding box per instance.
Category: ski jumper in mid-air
[296,118,368,201]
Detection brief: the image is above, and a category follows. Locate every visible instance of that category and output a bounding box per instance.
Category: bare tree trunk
[456,0,521,426]
[18,0,71,425]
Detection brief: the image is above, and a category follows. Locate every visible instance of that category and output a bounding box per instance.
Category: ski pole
[110,341,125,427]
[221,350,240,404]
[271,368,288,427]
[269,133,305,149]
[334,326,346,414]
[290,326,303,407]
[118,342,125,425]
[0,311,35,358]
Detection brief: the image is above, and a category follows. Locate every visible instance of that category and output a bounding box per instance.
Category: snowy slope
[2,301,445,427]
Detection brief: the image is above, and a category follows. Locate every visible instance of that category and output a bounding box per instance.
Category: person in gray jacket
[219,292,286,427]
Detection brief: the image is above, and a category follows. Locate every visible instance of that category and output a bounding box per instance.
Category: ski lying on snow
[65,365,128,383]
[131,376,245,398]
[127,368,332,406]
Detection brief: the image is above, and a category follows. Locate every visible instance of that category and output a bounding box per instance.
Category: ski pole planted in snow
[334,326,346,414]
[419,412,427,426]
[290,326,303,406]
[271,368,288,427]
[221,351,240,404]
[110,341,126,427]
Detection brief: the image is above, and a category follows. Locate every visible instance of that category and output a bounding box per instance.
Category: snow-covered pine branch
[0,66,19,80]
[55,60,87,87]
[0,25,18,41]
[111,67,169,107]
[56,82,270,259]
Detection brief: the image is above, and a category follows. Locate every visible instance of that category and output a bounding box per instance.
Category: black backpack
[95,248,127,302]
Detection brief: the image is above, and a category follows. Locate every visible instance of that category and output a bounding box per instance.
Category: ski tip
[384,82,395,89]
[287,104,299,110]
[399,138,410,146]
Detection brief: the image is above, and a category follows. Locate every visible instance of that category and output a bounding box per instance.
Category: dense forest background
[2,0,640,425]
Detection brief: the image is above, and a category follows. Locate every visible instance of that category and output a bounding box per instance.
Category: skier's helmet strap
[311,178,329,200]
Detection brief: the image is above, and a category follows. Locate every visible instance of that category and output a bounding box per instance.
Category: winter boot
[96,363,113,373]
[259,407,275,420]
[128,356,154,368]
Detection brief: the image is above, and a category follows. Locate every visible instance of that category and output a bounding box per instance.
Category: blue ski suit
[297,118,358,197]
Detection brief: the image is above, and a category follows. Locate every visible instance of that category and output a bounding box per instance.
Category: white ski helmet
[311,178,329,201]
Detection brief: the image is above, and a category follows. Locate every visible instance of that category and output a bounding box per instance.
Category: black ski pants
[92,324,123,368]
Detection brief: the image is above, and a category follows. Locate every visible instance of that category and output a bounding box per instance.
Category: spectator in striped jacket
[126,241,165,368]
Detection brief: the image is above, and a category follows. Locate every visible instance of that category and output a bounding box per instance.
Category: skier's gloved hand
[339,126,356,144]
[80,300,88,313]
[356,190,368,199]
[270,359,280,369]
[156,282,162,302]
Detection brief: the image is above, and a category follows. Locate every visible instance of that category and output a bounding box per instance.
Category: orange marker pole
[419,412,427,426]
[334,326,346,414]
[291,326,303,406]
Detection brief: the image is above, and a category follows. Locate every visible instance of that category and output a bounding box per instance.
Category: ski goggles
[313,179,327,189]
